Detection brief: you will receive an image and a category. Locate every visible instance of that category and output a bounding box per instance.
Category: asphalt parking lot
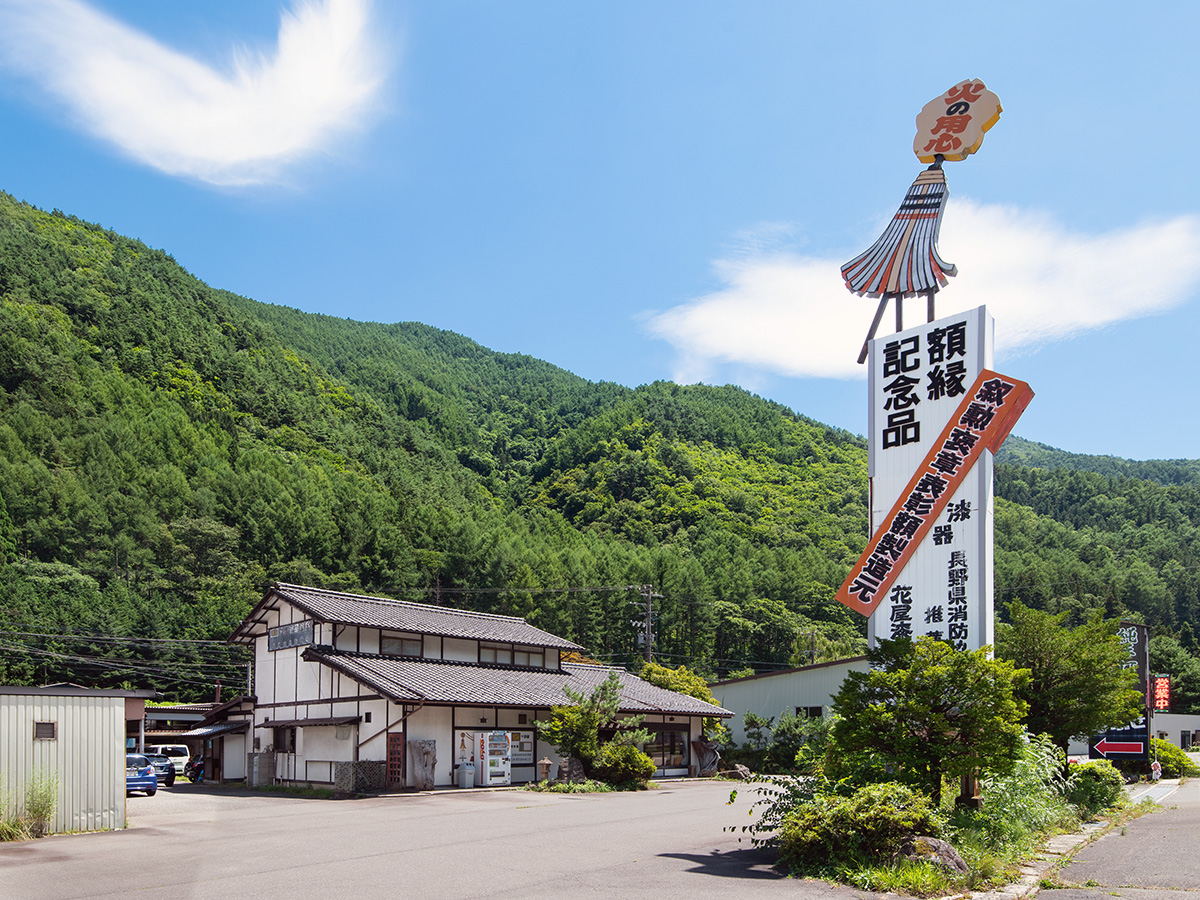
[0,780,875,900]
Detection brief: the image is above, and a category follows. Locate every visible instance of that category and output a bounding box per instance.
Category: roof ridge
[273,582,533,625]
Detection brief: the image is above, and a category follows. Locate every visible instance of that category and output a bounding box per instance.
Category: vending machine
[475,730,512,786]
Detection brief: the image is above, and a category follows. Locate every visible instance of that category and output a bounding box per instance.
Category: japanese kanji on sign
[835,80,1030,654]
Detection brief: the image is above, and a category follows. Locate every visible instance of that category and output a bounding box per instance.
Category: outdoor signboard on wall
[268,620,314,652]
[865,306,994,650]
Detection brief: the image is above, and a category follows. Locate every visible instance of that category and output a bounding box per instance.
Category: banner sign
[837,368,1033,618]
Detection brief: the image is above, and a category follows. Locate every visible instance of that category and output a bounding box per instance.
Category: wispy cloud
[643,201,1200,381]
[0,0,389,186]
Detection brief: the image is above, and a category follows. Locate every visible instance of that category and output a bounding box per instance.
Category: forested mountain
[2,191,1198,709]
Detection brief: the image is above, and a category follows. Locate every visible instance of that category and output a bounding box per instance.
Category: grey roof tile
[245,583,583,650]
[302,649,731,718]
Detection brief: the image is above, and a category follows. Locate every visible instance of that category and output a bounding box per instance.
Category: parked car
[184,754,204,783]
[125,754,158,796]
[143,753,176,787]
[146,744,191,775]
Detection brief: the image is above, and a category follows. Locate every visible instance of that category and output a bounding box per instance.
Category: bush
[947,732,1077,856]
[777,782,941,871]
[592,742,655,785]
[523,779,613,794]
[22,771,57,838]
[766,712,834,772]
[1112,739,1200,780]
[1065,760,1125,818]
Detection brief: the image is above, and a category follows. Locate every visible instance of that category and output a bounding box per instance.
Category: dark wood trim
[255,694,383,710]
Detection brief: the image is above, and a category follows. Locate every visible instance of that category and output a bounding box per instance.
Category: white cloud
[643,201,1200,381]
[0,0,389,185]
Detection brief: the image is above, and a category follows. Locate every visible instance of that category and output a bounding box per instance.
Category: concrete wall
[0,693,126,834]
[712,658,868,746]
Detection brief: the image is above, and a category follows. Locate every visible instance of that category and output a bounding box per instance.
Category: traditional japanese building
[229,583,730,790]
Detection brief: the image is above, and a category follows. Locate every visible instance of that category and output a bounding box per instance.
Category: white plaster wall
[406,706,454,786]
[443,638,476,663]
[713,659,867,746]
[302,725,355,763]
[356,698,391,761]
[224,733,247,779]
[359,628,380,654]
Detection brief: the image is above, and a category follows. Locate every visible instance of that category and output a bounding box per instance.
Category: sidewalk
[959,778,1183,900]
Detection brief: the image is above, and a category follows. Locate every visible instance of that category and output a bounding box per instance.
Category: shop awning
[257,715,361,729]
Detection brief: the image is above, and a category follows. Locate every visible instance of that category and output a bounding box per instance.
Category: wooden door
[387,733,406,790]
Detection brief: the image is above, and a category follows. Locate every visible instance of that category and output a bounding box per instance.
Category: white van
[146,744,191,775]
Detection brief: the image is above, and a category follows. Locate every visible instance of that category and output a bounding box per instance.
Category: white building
[712,657,867,746]
[0,684,157,833]
[228,583,731,789]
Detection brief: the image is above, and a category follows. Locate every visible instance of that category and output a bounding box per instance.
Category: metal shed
[0,684,158,834]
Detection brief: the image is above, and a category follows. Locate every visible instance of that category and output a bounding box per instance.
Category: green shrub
[592,742,655,785]
[777,782,941,871]
[523,779,613,793]
[1112,739,1200,780]
[22,771,57,838]
[1065,760,1125,818]
[766,712,835,772]
[947,732,1077,856]
[1152,739,1200,778]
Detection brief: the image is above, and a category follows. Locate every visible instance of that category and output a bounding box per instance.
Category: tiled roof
[302,649,731,718]
[231,583,582,651]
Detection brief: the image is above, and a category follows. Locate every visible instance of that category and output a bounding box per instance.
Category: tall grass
[947,733,1079,878]
[0,770,58,841]
[23,771,58,838]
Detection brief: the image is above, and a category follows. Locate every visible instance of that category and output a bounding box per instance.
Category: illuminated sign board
[1152,674,1171,712]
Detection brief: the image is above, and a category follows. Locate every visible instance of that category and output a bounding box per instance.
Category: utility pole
[630,584,662,663]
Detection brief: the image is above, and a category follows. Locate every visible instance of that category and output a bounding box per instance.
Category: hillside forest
[2,191,1199,711]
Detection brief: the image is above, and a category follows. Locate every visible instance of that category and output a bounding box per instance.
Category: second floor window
[381,635,422,657]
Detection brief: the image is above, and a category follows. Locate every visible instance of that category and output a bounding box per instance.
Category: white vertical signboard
[866,306,994,650]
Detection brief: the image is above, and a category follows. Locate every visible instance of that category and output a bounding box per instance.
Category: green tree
[831,637,1029,804]
[996,601,1145,760]
[742,711,774,751]
[538,671,650,776]
[1149,634,1200,715]
[639,661,724,737]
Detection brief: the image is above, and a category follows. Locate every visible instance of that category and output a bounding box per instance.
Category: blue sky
[1,0,1198,460]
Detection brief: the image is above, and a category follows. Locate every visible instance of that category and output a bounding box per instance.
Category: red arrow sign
[1093,738,1144,757]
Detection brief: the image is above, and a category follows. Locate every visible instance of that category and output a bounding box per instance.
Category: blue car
[125,754,158,796]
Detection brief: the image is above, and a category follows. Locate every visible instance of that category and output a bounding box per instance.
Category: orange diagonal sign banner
[836,369,1034,618]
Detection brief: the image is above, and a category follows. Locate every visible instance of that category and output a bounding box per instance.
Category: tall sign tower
[834,80,1032,650]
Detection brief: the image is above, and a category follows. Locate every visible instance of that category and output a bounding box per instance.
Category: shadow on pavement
[658,848,787,879]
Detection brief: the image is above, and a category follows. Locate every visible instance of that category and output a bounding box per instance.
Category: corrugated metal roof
[181,721,249,737]
[302,649,732,718]
[256,715,361,729]
[233,583,583,651]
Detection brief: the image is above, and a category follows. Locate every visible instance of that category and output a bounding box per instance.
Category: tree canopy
[995,601,1145,757]
[831,637,1029,804]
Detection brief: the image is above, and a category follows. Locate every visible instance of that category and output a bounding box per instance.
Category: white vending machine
[475,730,512,786]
